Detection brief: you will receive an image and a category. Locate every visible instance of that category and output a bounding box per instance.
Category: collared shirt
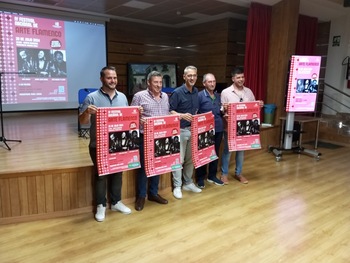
[221,84,256,104]
[169,84,199,128]
[221,84,256,131]
[198,89,224,132]
[80,88,128,148]
[130,89,170,133]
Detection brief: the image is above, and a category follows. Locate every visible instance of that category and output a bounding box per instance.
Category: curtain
[295,15,318,55]
[243,3,272,102]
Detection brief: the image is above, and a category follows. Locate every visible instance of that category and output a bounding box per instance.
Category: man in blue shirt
[195,73,224,188]
[169,65,202,199]
[79,66,131,222]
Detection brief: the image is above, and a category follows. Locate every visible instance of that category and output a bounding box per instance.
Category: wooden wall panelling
[69,172,78,209]
[226,18,247,84]
[9,178,20,217]
[44,173,54,213]
[0,167,95,223]
[36,175,46,214]
[0,179,10,217]
[52,173,63,211]
[27,176,38,215]
[18,177,29,216]
[265,0,300,146]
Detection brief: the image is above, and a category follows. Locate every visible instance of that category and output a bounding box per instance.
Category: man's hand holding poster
[144,115,182,177]
[96,106,141,176]
[191,112,218,168]
[227,101,261,151]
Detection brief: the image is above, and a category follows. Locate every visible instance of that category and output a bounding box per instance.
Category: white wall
[323,14,350,115]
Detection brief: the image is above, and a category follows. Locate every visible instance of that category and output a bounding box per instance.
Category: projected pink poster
[191,112,218,169]
[286,55,321,112]
[0,12,67,104]
[144,115,182,177]
[227,102,261,151]
[96,107,141,176]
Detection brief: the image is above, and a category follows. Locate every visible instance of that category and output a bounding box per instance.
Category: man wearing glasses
[169,65,202,199]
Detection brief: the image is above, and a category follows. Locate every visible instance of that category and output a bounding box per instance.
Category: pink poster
[0,12,67,103]
[96,107,141,176]
[191,112,218,169]
[227,102,261,151]
[144,115,182,177]
[286,55,321,112]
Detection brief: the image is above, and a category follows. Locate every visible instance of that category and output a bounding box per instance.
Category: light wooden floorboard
[1,134,350,262]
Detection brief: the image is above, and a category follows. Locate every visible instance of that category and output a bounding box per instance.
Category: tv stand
[268,112,322,161]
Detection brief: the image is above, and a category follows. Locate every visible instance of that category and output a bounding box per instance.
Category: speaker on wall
[344,0,350,7]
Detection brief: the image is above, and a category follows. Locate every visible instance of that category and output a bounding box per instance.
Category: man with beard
[79,66,131,222]
[221,67,263,185]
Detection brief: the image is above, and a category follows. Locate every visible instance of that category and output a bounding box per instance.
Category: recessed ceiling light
[122,0,154,10]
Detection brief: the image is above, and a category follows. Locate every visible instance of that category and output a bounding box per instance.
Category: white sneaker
[111,201,131,214]
[95,204,106,222]
[173,187,182,199]
[183,183,202,193]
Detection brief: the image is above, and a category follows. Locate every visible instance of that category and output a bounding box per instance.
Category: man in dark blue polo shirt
[195,73,224,188]
[169,65,202,199]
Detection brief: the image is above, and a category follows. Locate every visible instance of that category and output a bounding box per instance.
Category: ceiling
[1,0,349,28]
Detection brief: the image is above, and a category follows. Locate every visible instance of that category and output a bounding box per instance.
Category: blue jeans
[89,147,122,206]
[137,134,160,198]
[196,131,223,181]
[221,131,244,176]
[172,128,194,187]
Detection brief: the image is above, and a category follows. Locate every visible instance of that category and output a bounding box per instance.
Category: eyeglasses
[186,74,197,78]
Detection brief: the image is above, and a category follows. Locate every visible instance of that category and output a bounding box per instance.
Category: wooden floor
[1,112,350,262]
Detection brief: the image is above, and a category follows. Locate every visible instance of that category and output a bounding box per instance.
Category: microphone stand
[0,72,23,150]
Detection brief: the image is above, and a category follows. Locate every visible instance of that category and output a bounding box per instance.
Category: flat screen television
[127,63,177,95]
[285,55,321,112]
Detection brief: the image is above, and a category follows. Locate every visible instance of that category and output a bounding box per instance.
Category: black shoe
[207,177,224,186]
[196,180,205,189]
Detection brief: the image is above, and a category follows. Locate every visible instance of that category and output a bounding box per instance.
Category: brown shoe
[234,174,248,184]
[148,194,168,204]
[221,175,229,185]
[135,197,145,211]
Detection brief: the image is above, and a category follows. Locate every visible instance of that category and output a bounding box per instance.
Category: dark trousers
[137,134,160,198]
[195,131,223,181]
[89,147,122,206]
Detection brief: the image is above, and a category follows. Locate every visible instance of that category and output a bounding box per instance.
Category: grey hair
[184,65,197,75]
[147,70,163,81]
[202,73,215,83]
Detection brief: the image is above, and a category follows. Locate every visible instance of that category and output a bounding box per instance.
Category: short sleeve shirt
[221,84,256,104]
[169,84,199,128]
[80,88,128,148]
[130,89,170,133]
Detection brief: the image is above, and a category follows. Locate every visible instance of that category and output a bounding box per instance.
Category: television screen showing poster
[286,55,321,112]
[191,112,218,168]
[144,115,182,177]
[227,102,261,151]
[96,107,141,176]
